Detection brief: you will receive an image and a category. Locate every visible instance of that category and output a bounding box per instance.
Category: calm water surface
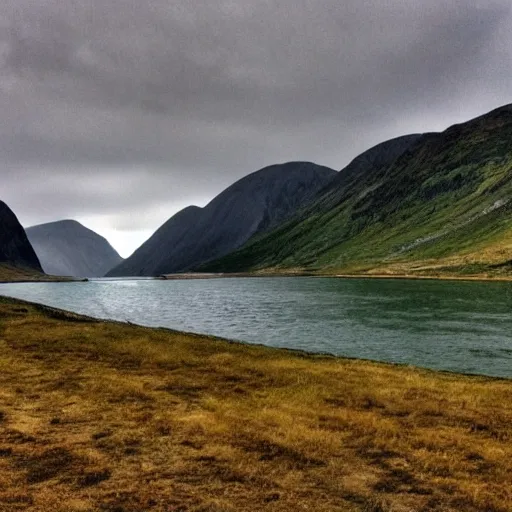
[1,277,511,378]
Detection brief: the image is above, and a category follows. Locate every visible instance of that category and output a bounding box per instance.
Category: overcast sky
[1,0,511,257]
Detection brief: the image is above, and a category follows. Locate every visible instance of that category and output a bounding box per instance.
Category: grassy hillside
[1,296,511,511]
[203,105,512,277]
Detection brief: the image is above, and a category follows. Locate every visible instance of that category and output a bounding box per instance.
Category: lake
[1,277,511,378]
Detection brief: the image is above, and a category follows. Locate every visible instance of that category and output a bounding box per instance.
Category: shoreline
[1,294,509,382]
[160,270,512,283]
[2,269,511,284]
[331,272,512,283]
[0,277,88,284]
[0,264,88,284]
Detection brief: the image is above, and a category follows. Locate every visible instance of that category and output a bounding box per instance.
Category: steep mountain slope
[315,134,424,211]
[204,105,512,276]
[26,220,123,277]
[0,200,43,273]
[107,162,337,276]
[107,206,203,276]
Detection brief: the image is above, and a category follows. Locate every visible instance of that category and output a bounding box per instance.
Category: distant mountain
[203,104,512,276]
[107,162,337,276]
[26,220,123,277]
[0,200,43,273]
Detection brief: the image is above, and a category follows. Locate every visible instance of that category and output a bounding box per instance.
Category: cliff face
[26,220,123,277]
[107,162,337,276]
[0,201,43,272]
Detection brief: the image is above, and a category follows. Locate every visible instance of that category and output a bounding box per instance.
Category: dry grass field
[0,296,511,511]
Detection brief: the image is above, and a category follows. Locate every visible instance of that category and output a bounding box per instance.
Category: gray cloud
[1,0,511,255]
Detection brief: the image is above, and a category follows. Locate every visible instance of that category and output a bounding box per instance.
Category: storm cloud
[1,0,511,255]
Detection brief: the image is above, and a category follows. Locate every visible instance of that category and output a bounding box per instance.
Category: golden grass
[334,233,512,280]
[0,297,511,511]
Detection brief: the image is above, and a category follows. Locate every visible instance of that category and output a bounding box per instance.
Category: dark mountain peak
[250,160,334,177]
[239,160,333,178]
[440,103,512,140]
[0,200,16,218]
[26,220,123,277]
[173,205,203,216]
[350,134,424,167]
[148,205,203,241]
[0,200,43,272]
[477,103,512,119]
[314,134,424,211]
[107,161,337,276]
[206,162,337,214]
[209,161,336,202]
[336,134,424,182]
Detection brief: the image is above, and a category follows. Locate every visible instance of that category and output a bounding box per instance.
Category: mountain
[313,134,424,209]
[106,206,203,276]
[203,105,512,276]
[26,220,123,277]
[0,200,43,275]
[107,162,337,276]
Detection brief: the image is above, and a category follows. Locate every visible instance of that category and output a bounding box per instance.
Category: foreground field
[0,297,511,512]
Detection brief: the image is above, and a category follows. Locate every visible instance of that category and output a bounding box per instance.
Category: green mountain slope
[203,105,512,276]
